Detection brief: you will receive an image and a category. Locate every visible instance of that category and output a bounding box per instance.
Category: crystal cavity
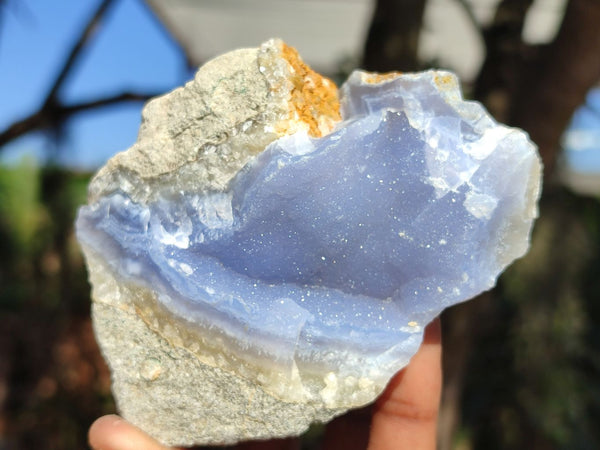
[76,39,542,446]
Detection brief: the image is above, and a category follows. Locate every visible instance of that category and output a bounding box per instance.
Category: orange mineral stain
[361,72,403,84]
[434,73,456,91]
[278,43,341,137]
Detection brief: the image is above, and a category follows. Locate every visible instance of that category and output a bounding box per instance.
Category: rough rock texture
[88,252,343,447]
[76,39,542,446]
[88,40,339,204]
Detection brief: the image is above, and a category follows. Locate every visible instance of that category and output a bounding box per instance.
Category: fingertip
[368,317,442,450]
[88,414,172,450]
[423,317,442,345]
[89,415,120,450]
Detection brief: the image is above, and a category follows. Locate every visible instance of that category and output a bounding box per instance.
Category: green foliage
[0,158,44,255]
[461,189,600,450]
[0,165,115,449]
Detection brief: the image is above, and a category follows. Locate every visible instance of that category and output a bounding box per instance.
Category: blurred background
[0,0,599,448]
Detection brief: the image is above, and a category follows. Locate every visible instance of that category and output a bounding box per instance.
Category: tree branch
[0,91,162,148]
[61,91,160,114]
[0,0,164,153]
[43,0,117,106]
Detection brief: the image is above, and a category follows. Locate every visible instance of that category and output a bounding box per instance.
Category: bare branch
[0,91,162,148]
[43,0,117,106]
[61,91,159,114]
[0,0,165,153]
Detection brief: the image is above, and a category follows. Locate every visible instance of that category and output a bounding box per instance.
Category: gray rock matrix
[79,39,541,446]
[85,40,345,446]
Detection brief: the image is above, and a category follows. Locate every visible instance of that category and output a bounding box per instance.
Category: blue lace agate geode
[76,41,541,444]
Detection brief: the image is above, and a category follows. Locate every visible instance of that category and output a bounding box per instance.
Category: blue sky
[563,88,600,175]
[0,0,599,178]
[0,0,188,169]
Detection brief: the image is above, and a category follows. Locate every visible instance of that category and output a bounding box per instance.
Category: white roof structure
[145,0,374,75]
[145,0,566,81]
[145,1,600,196]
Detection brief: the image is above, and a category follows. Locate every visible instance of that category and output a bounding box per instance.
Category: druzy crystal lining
[77,70,540,408]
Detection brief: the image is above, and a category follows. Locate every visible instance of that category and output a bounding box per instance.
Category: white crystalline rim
[80,67,542,411]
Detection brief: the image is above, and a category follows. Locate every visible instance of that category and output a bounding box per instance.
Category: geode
[76,39,542,446]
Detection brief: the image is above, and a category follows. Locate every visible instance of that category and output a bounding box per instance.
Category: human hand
[89,318,442,450]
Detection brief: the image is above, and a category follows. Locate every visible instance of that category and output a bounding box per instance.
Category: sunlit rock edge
[76,40,542,446]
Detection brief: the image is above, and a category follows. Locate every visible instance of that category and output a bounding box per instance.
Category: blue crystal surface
[77,71,539,384]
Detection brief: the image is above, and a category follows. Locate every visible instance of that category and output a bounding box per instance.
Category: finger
[89,414,176,450]
[235,436,300,450]
[321,404,372,450]
[368,318,442,450]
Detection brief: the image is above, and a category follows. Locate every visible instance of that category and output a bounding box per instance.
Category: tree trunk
[511,0,600,176]
[474,0,535,122]
[362,0,427,72]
